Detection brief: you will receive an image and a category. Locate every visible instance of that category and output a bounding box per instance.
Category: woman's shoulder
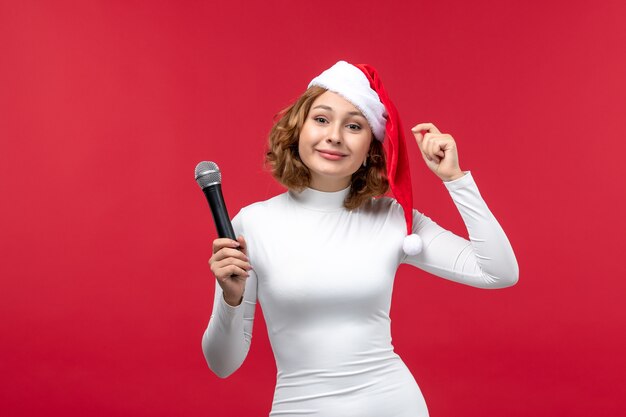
[360,195,425,227]
[362,195,405,215]
[232,191,290,224]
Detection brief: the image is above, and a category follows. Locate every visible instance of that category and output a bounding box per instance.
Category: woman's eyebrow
[312,105,365,117]
[312,105,333,111]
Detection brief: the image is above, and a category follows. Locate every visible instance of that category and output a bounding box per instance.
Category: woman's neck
[308,175,351,192]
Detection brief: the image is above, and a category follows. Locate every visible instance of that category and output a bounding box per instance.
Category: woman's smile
[316,149,348,160]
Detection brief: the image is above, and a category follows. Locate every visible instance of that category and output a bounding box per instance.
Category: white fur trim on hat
[308,61,387,142]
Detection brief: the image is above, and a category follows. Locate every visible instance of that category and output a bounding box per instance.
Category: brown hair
[265,86,389,210]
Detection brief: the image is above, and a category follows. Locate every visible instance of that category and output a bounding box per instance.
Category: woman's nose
[326,126,342,144]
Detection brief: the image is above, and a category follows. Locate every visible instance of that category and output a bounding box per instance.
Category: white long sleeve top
[202,171,518,417]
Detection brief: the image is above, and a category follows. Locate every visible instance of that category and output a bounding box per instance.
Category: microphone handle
[204,184,236,240]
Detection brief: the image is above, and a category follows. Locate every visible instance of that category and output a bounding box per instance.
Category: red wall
[1,1,625,416]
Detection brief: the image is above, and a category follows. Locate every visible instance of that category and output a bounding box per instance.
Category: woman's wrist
[442,171,466,182]
[223,293,243,307]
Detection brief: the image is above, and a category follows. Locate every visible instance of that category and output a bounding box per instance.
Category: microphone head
[195,161,222,189]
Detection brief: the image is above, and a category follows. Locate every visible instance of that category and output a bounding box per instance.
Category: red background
[1,1,625,416]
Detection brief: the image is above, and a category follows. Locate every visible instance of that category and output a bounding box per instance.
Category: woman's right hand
[209,236,252,307]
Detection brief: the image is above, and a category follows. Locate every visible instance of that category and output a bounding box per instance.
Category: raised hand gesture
[412,123,465,182]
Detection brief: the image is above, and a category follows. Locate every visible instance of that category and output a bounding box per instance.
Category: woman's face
[298,91,373,192]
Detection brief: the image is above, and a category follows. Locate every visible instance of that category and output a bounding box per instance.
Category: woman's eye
[347,124,362,131]
[314,116,328,124]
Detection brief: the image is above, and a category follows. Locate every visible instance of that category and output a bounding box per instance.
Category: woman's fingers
[209,235,252,283]
[419,132,437,162]
[429,137,443,161]
[208,236,250,305]
[212,236,248,255]
[211,256,251,270]
[210,258,251,284]
[211,246,249,263]
[212,238,240,254]
[211,256,252,273]
[413,124,441,162]
[411,122,463,181]
[236,235,248,256]
[210,249,252,280]
[419,132,452,163]
[213,264,250,281]
[412,122,441,135]
[211,236,249,262]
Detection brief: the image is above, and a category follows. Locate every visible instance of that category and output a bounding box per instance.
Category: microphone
[195,161,236,240]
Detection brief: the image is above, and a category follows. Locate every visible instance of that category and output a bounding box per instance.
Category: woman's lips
[317,150,347,161]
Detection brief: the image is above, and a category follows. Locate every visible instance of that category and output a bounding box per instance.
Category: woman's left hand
[411,122,465,182]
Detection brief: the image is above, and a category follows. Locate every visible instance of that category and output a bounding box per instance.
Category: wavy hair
[265,86,389,210]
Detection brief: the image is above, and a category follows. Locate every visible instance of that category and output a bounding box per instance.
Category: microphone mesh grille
[195,161,222,189]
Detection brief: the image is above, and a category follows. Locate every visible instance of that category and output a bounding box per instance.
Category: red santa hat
[308,60,423,256]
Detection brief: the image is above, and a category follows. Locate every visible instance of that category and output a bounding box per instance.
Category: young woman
[202,61,518,417]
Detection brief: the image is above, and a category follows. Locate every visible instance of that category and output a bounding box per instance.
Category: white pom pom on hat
[308,60,423,256]
[403,234,423,256]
